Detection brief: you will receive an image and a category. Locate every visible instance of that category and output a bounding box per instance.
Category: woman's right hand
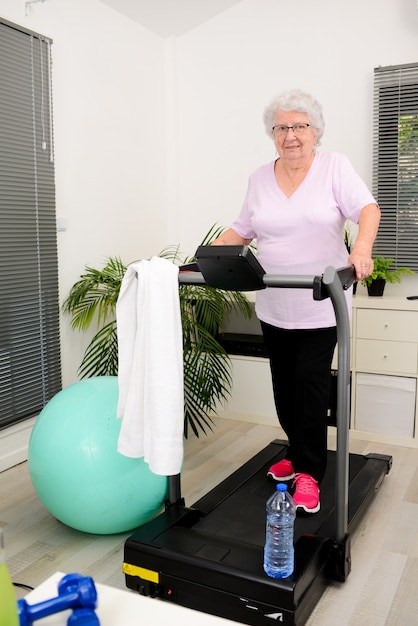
[211,228,252,246]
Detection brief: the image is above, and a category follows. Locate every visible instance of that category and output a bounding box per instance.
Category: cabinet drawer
[355,373,416,437]
[356,338,418,374]
[356,309,418,342]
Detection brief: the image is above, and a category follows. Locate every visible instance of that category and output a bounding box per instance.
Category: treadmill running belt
[194,449,367,545]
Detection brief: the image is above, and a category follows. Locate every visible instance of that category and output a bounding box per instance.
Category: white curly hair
[263,89,325,143]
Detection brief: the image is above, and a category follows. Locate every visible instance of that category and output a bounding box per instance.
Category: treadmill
[123,246,392,626]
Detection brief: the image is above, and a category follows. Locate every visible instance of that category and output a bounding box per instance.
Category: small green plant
[361,255,414,286]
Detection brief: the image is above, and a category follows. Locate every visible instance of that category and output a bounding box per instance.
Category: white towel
[116,256,184,476]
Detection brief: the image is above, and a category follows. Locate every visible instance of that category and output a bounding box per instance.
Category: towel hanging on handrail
[116,256,184,476]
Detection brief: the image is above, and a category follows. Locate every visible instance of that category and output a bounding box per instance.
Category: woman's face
[272,110,318,165]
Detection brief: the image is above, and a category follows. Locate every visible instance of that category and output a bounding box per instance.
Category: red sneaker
[292,473,320,513]
[267,459,295,481]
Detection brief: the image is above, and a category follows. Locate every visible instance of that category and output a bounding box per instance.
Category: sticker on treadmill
[239,597,284,621]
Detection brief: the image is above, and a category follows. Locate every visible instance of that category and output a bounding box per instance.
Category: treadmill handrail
[178,271,319,289]
[177,264,355,543]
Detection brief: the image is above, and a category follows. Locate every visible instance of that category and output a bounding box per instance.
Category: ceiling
[97,0,243,38]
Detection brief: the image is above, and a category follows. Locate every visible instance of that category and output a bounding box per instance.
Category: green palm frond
[63,257,126,331]
[158,243,183,263]
[78,321,119,378]
[183,345,232,438]
[182,224,226,264]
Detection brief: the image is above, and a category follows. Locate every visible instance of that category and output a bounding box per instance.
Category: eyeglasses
[272,123,311,136]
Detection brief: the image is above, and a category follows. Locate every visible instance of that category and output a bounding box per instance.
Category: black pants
[260,321,337,484]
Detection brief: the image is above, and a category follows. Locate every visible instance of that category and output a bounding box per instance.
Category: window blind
[372,63,418,270]
[0,19,61,429]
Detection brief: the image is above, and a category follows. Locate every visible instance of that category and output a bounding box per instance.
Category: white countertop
[23,572,236,625]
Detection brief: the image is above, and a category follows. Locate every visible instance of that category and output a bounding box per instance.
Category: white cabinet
[352,298,418,443]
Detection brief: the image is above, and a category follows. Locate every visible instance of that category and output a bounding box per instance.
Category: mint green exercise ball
[28,376,168,534]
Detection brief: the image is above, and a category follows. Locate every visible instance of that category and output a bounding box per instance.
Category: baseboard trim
[0,417,36,472]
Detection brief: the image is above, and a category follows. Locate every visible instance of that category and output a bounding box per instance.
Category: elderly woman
[212,89,380,513]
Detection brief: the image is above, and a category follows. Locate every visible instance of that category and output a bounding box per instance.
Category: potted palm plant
[361,255,414,296]
[63,226,252,437]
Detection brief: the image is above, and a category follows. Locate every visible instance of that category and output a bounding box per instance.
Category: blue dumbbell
[67,607,100,625]
[18,573,98,626]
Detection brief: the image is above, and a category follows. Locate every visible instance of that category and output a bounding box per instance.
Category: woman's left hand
[348,252,374,281]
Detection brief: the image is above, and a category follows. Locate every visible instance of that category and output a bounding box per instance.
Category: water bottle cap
[276,483,287,492]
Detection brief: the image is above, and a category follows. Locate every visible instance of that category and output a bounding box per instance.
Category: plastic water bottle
[0,528,19,626]
[263,483,296,579]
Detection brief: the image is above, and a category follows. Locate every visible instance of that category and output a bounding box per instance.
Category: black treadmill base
[125,561,330,626]
[123,441,391,626]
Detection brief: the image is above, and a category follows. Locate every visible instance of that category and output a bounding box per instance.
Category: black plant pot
[367,278,386,296]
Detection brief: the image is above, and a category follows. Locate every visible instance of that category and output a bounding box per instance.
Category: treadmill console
[195,245,266,292]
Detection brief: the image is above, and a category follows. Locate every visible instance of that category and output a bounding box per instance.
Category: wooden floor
[1,417,418,625]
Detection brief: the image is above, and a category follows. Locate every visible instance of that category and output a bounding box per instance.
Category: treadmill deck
[124,440,391,626]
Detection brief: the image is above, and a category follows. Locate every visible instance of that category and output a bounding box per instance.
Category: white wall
[1,0,168,387]
[0,0,417,462]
